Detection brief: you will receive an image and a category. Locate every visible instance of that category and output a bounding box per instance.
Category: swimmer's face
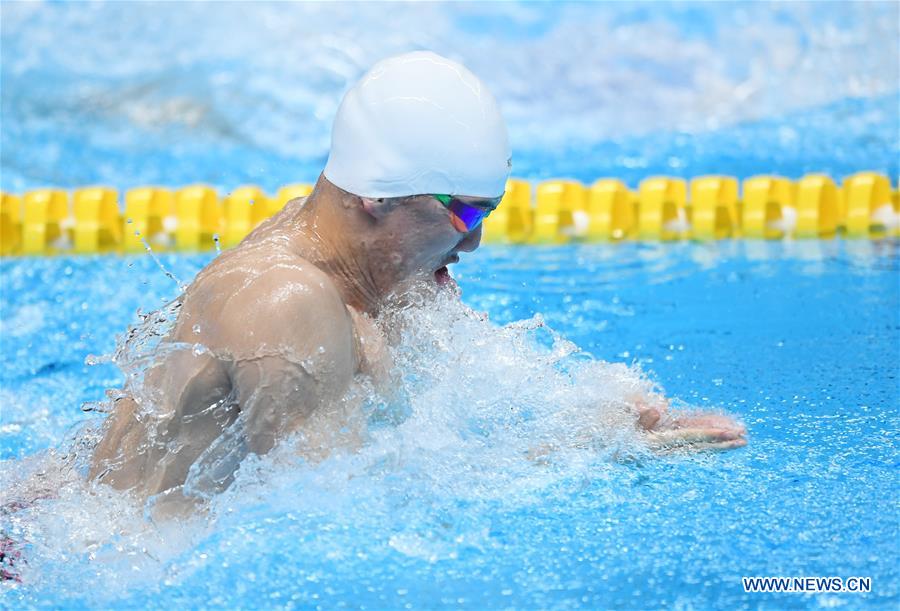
[361,193,488,292]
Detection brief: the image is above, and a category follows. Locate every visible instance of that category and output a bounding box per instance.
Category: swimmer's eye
[432,193,503,233]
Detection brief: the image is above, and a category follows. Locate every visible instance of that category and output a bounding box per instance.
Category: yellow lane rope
[1,173,897,255]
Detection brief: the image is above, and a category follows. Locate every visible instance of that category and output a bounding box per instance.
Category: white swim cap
[323,51,511,199]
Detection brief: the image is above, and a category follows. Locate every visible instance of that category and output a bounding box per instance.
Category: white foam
[871,204,900,230]
[1,289,660,597]
[1,2,895,157]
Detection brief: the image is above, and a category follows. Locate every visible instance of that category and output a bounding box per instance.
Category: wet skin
[89,174,746,504]
[89,174,485,501]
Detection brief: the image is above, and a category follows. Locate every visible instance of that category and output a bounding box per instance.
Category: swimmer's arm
[217,269,359,456]
[631,395,747,452]
[528,394,746,462]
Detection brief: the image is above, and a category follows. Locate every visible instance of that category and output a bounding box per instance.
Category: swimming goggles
[433,193,503,233]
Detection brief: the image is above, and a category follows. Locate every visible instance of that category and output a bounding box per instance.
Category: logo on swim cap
[323,51,512,199]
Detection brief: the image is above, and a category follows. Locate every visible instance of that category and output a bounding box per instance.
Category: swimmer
[87,51,746,508]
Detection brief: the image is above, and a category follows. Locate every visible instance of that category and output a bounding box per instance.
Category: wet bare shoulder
[177,250,357,368]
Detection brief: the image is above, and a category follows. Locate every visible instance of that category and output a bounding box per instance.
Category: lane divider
[175,185,220,252]
[0,173,897,255]
[123,187,172,252]
[742,176,794,239]
[689,176,738,241]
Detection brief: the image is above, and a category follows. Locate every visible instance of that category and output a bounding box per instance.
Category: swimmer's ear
[360,197,378,217]
[360,196,393,219]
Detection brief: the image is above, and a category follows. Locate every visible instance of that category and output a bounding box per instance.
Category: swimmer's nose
[456,224,482,252]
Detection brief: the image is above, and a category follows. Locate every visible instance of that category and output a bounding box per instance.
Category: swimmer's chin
[384,270,461,308]
[402,264,460,293]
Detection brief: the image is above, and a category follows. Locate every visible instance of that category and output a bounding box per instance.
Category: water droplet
[193,324,201,334]
[81,401,102,413]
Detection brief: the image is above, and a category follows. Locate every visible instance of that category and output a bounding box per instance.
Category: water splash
[1,281,664,600]
[126,228,186,292]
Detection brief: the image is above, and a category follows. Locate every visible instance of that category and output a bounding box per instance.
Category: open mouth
[433,255,460,286]
[434,265,452,285]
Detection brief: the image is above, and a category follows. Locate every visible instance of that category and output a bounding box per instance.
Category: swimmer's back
[91,214,373,498]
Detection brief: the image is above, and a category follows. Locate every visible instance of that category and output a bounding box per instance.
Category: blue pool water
[2,2,898,192]
[2,1,900,609]
[2,242,899,608]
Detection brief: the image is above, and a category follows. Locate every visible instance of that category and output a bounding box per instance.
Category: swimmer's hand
[636,398,747,453]
[525,396,747,464]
